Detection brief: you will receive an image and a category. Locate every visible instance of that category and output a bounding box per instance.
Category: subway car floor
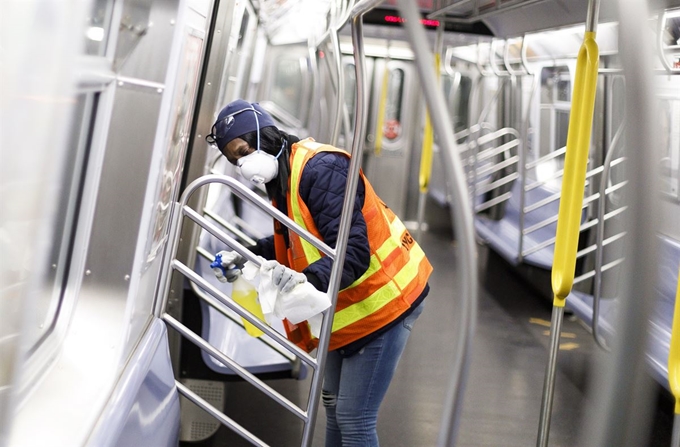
[185,227,674,447]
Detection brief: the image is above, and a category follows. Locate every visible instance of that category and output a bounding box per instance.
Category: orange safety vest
[273,138,433,352]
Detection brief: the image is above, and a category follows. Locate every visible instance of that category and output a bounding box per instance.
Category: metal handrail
[521,206,626,259]
[489,39,510,77]
[475,139,519,162]
[520,35,534,75]
[475,191,514,213]
[307,35,321,134]
[328,0,356,146]
[471,87,506,205]
[504,37,528,76]
[157,173,341,447]
[476,172,520,195]
[397,1,478,446]
[573,257,626,284]
[164,313,307,418]
[475,155,519,178]
[591,120,626,350]
[203,208,258,246]
[476,41,493,77]
[180,209,319,362]
[526,146,568,169]
[329,19,343,146]
[469,127,520,215]
[518,68,540,262]
[191,246,297,363]
[417,24,444,241]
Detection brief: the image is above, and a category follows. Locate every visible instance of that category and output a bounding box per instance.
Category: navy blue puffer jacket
[252,151,370,291]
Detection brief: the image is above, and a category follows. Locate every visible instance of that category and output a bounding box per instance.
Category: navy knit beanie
[209,100,276,151]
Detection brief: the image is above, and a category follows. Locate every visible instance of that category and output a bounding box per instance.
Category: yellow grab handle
[374,66,390,156]
[419,53,440,193]
[552,31,599,307]
[669,266,680,413]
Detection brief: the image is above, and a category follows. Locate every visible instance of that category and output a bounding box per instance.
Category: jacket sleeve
[249,235,275,260]
[297,152,370,291]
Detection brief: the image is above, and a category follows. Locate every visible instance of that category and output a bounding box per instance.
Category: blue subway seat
[475,180,562,270]
[566,234,680,391]
[646,234,680,389]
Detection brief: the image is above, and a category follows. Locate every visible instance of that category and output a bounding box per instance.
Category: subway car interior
[2,0,680,446]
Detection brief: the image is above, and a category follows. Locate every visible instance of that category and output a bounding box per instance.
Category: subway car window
[271,57,305,119]
[26,93,97,353]
[455,76,472,134]
[662,16,680,47]
[537,65,571,183]
[659,99,680,197]
[383,67,404,141]
[442,74,471,134]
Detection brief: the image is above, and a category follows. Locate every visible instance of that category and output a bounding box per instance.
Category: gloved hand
[211,250,246,283]
[262,260,307,293]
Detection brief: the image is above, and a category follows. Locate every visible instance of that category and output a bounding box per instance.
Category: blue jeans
[321,302,425,447]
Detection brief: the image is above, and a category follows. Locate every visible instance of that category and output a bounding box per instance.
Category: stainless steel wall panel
[82,87,163,293]
[137,5,208,361]
[117,0,179,83]
[113,0,153,70]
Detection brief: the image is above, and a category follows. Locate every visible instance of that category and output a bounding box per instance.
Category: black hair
[239,126,299,199]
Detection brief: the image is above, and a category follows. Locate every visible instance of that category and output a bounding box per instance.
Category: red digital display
[384,15,440,27]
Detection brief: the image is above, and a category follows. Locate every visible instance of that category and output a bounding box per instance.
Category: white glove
[212,250,246,283]
[262,260,307,293]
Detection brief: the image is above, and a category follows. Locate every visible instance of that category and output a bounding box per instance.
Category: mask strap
[273,140,285,159]
[251,106,261,153]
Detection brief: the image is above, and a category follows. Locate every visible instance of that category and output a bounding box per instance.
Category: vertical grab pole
[416,24,443,241]
[581,0,660,442]
[329,0,353,147]
[301,1,385,445]
[329,0,343,147]
[669,267,680,447]
[397,1,478,446]
[536,1,600,446]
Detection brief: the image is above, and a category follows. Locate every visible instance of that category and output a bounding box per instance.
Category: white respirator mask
[217,105,285,185]
[237,149,281,185]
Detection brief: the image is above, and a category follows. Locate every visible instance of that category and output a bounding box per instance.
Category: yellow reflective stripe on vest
[332,245,426,331]
[290,145,323,264]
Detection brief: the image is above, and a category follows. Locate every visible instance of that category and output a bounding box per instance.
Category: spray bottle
[211,254,266,337]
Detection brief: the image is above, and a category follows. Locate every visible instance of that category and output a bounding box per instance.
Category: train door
[337,55,374,151]
[363,55,419,218]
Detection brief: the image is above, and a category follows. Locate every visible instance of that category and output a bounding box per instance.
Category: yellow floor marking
[542,330,577,339]
[559,343,580,351]
[529,318,551,328]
